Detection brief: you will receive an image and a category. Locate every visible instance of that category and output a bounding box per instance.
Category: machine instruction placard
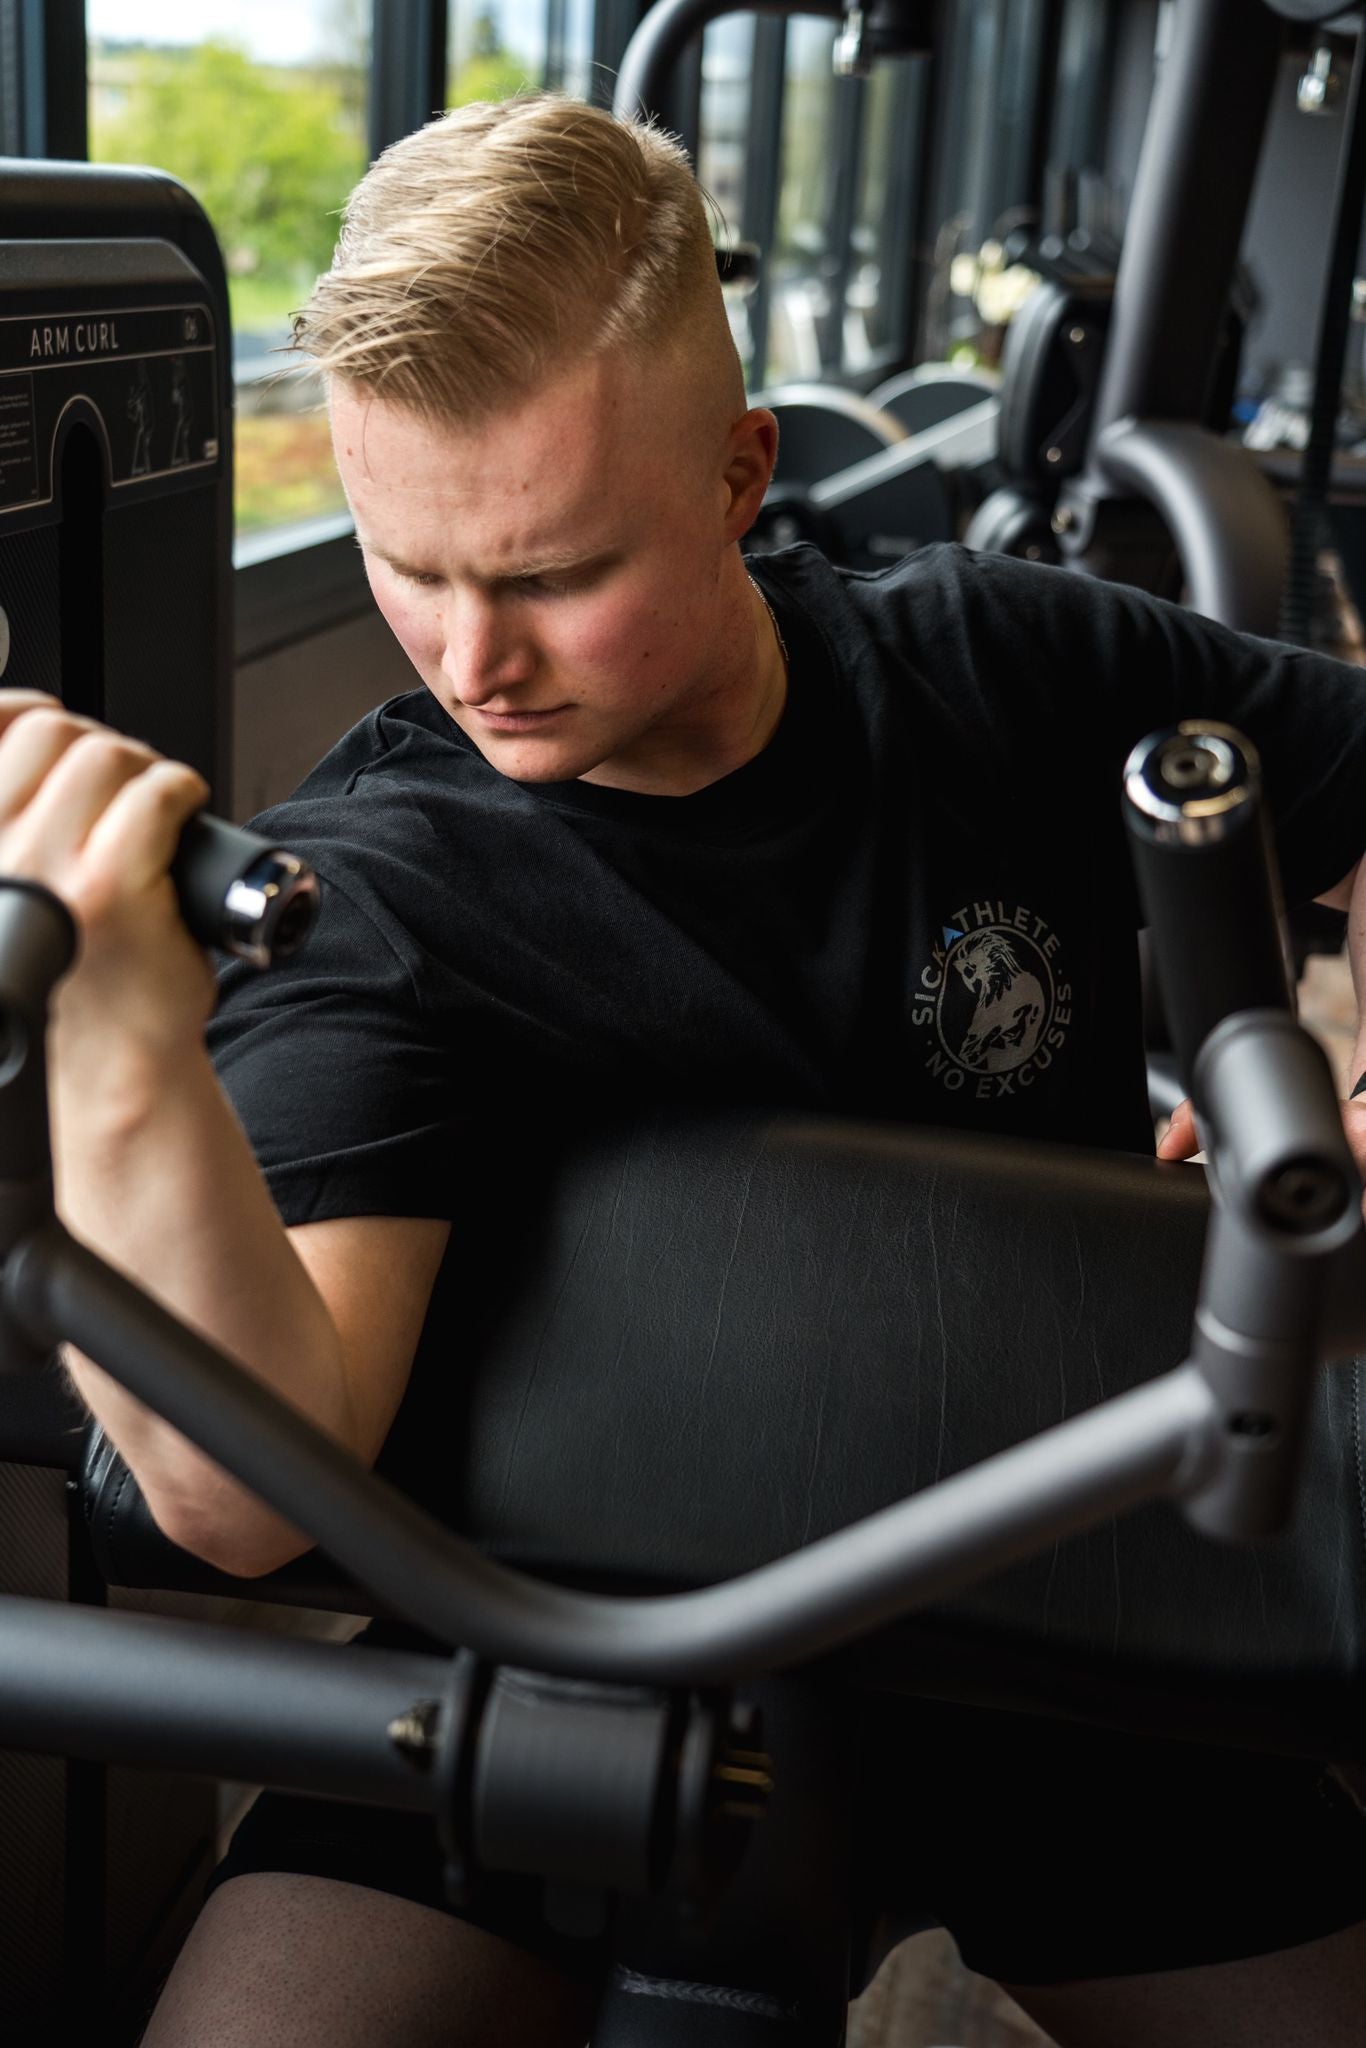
[0,302,219,514]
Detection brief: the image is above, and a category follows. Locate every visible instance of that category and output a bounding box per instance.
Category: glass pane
[87,2,371,549]
[447,4,543,106]
[697,14,755,376]
[697,16,753,245]
[561,0,597,102]
[768,19,838,385]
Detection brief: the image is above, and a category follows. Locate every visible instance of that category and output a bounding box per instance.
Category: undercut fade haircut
[292,94,721,422]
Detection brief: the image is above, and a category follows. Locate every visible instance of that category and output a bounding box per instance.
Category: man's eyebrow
[354,536,437,577]
[355,536,614,581]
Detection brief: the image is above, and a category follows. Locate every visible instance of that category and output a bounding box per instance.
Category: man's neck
[577,565,789,797]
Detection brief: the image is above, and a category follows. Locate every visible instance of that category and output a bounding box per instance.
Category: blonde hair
[293,94,723,422]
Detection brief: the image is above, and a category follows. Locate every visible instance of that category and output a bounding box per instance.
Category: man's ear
[720,408,779,544]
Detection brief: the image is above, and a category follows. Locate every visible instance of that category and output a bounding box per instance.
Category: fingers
[82,758,210,897]
[0,700,208,919]
[1156,1097,1199,1160]
[0,699,102,819]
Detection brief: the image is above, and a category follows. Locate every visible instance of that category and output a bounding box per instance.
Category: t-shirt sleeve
[207,867,467,1228]
[895,548,1366,909]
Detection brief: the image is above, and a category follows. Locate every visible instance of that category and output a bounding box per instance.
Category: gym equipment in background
[0,156,235,2031]
[745,378,998,568]
[0,159,233,781]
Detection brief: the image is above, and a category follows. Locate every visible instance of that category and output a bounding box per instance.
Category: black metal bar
[613,0,842,124]
[822,73,866,372]
[1197,1011,1358,1248]
[4,0,86,160]
[1048,0,1120,177]
[369,0,449,162]
[914,0,978,358]
[593,0,646,108]
[974,0,1014,238]
[1187,1195,1350,1543]
[1085,0,1282,441]
[0,3,28,156]
[0,1595,458,1808]
[42,0,87,161]
[61,1482,107,2025]
[1022,0,1067,215]
[1123,718,1290,1085]
[744,16,787,381]
[1093,419,1287,632]
[905,14,948,363]
[868,52,927,374]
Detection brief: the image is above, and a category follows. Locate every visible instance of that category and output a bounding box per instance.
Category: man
[5,92,1366,2046]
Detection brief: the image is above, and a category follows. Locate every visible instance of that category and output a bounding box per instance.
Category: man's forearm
[51,1034,350,1575]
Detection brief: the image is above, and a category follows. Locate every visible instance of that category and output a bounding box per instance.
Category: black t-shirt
[207,543,1366,1226]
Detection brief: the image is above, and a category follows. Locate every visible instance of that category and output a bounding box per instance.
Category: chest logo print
[912,902,1072,1099]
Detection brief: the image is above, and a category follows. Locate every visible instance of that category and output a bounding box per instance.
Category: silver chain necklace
[748,573,790,676]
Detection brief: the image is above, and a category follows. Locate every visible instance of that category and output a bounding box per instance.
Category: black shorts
[208,1623,1366,1993]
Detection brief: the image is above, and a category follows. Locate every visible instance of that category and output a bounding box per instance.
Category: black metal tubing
[1122,720,1291,1081]
[593,0,648,107]
[1047,0,1120,180]
[0,1595,458,1808]
[1198,1011,1359,1253]
[978,0,1046,240]
[1092,418,1287,633]
[613,0,842,123]
[742,16,788,380]
[1022,0,1067,213]
[0,0,85,160]
[1085,0,1283,443]
[822,68,866,373]
[3,1216,1216,1685]
[866,49,928,379]
[1121,721,1361,1541]
[369,0,450,162]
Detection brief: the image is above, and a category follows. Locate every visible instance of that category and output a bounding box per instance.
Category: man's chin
[469,731,605,785]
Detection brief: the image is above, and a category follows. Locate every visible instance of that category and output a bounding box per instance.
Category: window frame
[1,0,88,158]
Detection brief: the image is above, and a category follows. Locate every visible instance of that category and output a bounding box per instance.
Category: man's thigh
[1002,1917,1366,2048]
[861,1696,1366,1987]
[139,1872,594,2048]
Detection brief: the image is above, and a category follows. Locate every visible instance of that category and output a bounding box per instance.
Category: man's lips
[475,705,571,731]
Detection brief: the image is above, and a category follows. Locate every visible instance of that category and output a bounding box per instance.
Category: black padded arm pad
[79,1114,1366,1751]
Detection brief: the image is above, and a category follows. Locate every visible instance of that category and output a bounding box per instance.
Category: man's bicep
[287,1212,452,1465]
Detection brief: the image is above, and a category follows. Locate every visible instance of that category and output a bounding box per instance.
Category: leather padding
[81,1114,1366,1749]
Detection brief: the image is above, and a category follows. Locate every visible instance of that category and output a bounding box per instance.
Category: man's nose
[440,593,532,703]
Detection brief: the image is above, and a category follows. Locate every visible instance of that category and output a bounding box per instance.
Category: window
[446,0,596,109]
[847,57,924,370]
[918,0,1063,367]
[87,1,371,552]
[695,17,925,391]
[697,14,752,238]
[448,3,538,104]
